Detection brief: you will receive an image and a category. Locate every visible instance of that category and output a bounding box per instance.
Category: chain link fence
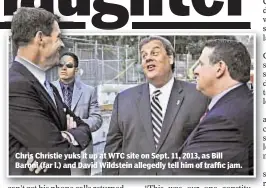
[9,35,254,85]
[46,36,205,87]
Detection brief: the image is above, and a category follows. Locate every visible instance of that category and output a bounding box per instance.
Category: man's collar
[15,56,46,85]
[59,79,75,88]
[208,83,243,110]
[149,77,174,95]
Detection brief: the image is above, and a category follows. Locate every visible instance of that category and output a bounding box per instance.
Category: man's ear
[35,31,44,45]
[169,55,174,65]
[216,61,227,78]
[75,67,78,74]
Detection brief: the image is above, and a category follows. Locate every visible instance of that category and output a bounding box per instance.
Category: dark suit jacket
[9,61,92,175]
[173,84,253,175]
[103,79,209,175]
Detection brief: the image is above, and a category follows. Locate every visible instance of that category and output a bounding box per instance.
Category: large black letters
[5,0,53,15]
[192,0,223,16]
[228,0,241,15]
[3,0,243,30]
[58,0,90,16]
[131,0,143,15]
[92,0,129,29]
[149,0,162,15]
[170,0,189,16]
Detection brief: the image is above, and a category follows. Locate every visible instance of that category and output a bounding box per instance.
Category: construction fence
[47,36,197,86]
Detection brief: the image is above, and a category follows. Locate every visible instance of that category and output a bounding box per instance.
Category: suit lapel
[71,81,83,111]
[52,80,64,100]
[11,62,63,129]
[12,62,57,111]
[137,84,156,151]
[50,81,67,129]
[38,83,58,113]
[156,79,184,152]
[51,85,67,130]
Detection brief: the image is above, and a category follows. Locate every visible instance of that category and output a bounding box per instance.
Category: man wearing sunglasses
[53,52,103,175]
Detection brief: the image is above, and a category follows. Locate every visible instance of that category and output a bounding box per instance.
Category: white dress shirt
[15,56,46,88]
[15,56,57,104]
[149,77,175,121]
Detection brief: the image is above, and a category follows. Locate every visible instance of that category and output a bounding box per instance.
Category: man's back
[175,84,253,175]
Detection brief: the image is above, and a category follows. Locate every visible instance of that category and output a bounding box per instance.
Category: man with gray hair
[103,36,209,175]
[9,7,92,175]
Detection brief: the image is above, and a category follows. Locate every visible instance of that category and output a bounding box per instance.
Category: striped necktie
[63,85,72,108]
[151,90,163,147]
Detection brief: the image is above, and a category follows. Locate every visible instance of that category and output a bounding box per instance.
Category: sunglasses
[58,62,75,68]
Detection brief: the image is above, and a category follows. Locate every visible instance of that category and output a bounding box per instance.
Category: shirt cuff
[61,131,79,146]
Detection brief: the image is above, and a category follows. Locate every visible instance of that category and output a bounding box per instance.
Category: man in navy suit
[173,39,253,175]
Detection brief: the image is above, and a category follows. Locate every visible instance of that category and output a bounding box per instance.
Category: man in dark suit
[53,52,103,175]
[103,36,209,175]
[173,39,253,175]
[9,7,92,175]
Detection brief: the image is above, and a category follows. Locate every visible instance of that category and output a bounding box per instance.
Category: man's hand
[66,114,77,129]
[27,155,48,174]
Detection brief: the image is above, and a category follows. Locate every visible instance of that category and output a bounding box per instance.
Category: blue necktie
[63,85,72,108]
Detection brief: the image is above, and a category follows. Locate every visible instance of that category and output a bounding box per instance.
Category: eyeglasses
[58,62,75,68]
